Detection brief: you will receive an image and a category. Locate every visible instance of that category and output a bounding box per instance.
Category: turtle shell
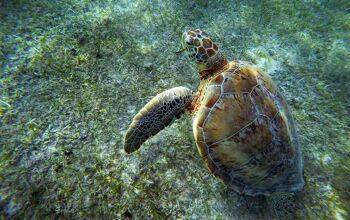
[192,61,304,196]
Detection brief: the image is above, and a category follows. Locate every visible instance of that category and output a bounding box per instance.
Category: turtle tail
[124,87,194,153]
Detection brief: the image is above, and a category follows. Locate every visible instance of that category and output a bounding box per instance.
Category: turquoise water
[0,0,349,219]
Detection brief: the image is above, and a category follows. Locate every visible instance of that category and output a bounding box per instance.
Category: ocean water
[0,0,349,219]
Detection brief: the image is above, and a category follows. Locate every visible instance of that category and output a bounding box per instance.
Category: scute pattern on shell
[193,62,304,195]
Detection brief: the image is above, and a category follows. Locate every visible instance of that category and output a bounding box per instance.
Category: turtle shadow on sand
[217,186,307,219]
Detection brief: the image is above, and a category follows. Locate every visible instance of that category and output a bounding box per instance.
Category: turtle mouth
[175,47,186,55]
[175,33,191,55]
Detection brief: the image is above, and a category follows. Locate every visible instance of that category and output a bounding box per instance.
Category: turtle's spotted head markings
[182,29,228,79]
[182,29,218,64]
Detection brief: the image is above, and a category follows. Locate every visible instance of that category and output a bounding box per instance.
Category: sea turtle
[124,29,304,196]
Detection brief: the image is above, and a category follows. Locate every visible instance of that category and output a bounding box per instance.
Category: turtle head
[181,29,228,78]
[182,29,219,64]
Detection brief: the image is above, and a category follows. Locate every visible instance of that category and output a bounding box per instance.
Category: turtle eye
[184,34,193,46]
[186,37,193,46]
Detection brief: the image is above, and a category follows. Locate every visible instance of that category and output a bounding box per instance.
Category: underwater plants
[0,0,349,219]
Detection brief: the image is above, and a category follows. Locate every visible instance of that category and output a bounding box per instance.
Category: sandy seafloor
[0,0,349,219]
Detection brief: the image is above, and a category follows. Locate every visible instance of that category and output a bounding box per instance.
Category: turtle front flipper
[124,87,194,153]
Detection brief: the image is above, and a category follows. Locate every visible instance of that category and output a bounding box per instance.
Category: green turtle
[124,29,304,196]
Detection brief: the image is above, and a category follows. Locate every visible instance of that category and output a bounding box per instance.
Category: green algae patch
[0,0,349,219]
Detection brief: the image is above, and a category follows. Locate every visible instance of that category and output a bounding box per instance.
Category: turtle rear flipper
[124,87,194,153]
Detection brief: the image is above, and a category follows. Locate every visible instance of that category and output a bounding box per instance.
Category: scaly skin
[182,29,229,79]
[124,87,193,153]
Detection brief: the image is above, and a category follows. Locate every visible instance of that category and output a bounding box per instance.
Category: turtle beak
[175,48,186,55]
[175,32,187,55]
